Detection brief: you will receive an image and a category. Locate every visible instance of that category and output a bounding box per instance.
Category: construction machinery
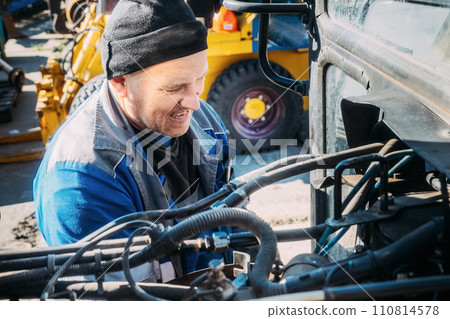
[0,0,449,301]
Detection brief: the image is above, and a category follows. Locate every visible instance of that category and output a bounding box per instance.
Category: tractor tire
[206,59,303,154]
[69,74,105,114]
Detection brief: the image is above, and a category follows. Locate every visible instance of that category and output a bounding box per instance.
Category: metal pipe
[333,153,388,221]
[223,0,309,14]
[256,1,308,95]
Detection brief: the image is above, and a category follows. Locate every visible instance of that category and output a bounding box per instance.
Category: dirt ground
[0,10,312,264]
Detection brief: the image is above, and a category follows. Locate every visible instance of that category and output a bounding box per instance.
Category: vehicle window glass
[327,0,450,77]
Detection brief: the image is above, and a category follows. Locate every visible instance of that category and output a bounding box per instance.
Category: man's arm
[33,159,144,245]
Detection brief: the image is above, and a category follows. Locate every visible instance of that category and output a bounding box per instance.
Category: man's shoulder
[49,92,98,156]
[45,88,124,176]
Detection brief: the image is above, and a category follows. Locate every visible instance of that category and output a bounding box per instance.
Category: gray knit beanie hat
[101,0,208,80]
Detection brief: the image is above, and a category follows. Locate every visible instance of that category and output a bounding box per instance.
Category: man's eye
[165,85,182,93]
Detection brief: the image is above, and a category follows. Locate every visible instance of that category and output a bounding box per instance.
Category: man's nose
[178,85,201,111]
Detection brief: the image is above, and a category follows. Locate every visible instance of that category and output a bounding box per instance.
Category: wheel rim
[231,86,285,139]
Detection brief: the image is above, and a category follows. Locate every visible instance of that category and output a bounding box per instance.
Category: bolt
[260,116,266,121]
[258,94,264,100]
[245,97,251,102]
[266,104,271,109]
[209,258,224,270]
[240,109,245,115]
[248,119,254,124]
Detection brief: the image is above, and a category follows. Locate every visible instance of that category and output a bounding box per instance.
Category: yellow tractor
[36,0,309,152]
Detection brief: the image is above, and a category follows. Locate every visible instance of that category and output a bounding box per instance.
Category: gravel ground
[0,11,312,265]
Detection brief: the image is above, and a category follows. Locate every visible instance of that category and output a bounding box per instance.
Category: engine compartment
[0,137,448,301]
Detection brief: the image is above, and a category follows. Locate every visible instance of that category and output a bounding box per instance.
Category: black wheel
[206,60,303,153]
[69,74,105,114]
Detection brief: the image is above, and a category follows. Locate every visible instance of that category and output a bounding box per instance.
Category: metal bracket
[326,202,398,228]
[212,231,230,254]
[94,249,104,295]
[232,250,250,279]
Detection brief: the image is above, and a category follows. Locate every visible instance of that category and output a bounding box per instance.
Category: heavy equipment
[0,0,449,301]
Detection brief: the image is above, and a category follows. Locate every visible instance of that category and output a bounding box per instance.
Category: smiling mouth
[170,110,189,119]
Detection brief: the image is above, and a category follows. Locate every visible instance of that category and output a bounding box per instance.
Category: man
[33,0,233,282]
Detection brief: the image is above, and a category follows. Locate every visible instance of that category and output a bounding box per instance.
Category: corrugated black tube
[147,207,286,297]
[325,275,450,300]
[0,252,148,290]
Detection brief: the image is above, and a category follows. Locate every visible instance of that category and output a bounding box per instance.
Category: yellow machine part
[244,98,266,119]
[35,58,66,145]
[35,8,106,144]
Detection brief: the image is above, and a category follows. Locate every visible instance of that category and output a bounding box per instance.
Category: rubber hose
[147,207,286,297]
[0,237,148,261]
[0,251,148,289]
[0,245,145,272]
[229,223,329,247]
[325,275,450,300]
[373,217,443,272]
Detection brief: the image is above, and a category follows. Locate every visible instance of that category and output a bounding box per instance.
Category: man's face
[119,50,208,137]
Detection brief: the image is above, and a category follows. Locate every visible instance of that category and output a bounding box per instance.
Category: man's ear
[110,76,128,98]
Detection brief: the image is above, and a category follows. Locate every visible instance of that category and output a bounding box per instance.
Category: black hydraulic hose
[229,224,330,247]
[0,237,149,261]
[0,261,108,288]
[222,143,384,207]
[145,207,285,297]
[324,275,450,300]
[275,225,332,242]
[237,154,317,182]
[372,217,444,273]
[223,0,309,14]
[264,275,450,301]
[0,245,145,273]
[81,183,236,242]
[123,227,165,301]
[257,4,307,94]
[0,249,148,291]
